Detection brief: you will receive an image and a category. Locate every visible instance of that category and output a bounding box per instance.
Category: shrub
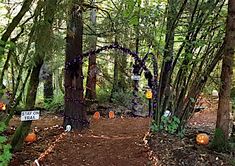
[0,122,12,166]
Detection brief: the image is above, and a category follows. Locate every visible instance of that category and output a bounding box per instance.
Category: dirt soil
[7,98,235,166]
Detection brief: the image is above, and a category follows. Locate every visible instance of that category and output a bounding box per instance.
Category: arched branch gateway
[64,43,158,130]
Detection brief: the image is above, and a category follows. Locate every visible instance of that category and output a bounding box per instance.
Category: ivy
[151,115,181,135]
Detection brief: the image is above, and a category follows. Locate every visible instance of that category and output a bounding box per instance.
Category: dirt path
[43,117,151,166]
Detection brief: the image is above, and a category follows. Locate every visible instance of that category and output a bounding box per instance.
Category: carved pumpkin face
[196,133,209,145]
[25,133,37,143]
[93,111,100,120]
[0,102,6,111]
[109,111,115,119]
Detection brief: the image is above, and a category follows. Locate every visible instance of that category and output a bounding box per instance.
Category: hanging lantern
[196,133,209,145]
[145,89,153,99]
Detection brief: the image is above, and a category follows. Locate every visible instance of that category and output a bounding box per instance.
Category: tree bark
[213,0,235,148]
[11,0,58,151]
[43,67,53,103]
[85,0,97,103]
[11,59,43,151]
[63,0,89,131]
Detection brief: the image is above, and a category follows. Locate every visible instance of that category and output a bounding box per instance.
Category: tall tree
[63,0,89,130]
[11,0,58,151]
[0,0,33,92]
[212,0,235,151]
[85,0,97,103]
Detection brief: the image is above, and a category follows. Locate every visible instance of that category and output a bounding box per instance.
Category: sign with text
[131,75,141,81]
[21,110,40,121]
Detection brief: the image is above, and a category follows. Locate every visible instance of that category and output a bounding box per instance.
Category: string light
[64,43,158,115]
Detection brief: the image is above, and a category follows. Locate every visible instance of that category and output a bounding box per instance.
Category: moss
[229,159,235,166]
[210,128,230,152]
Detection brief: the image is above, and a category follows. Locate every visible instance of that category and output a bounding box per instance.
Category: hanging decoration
[64,43,158,117]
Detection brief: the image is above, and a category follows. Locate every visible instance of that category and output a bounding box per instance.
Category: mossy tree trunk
[11,0,58,151]
[63,0,89,131]
[11,59,43,151]
[212,0,235,151]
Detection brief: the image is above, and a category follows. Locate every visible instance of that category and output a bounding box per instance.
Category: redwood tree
[212,0,235,151]
[85,0,97,103]
[63,0,89,130]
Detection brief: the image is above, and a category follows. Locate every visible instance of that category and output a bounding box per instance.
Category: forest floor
[8,98,235,166]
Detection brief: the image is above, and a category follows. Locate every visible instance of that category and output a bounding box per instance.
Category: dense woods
[0,0,234,165]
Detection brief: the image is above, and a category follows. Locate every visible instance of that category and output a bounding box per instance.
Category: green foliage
[44,93,64,112]
[0,122,12,166]
[150,116,181,135]
[211,128,230,152]
[229,159,235,166]
[111,90,133,108]
[97,87,111,103]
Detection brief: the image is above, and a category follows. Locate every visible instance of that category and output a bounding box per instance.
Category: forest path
[44,117,151,166]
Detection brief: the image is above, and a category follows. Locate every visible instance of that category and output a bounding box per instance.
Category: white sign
[131,75,141,81]
[21,110,40,121]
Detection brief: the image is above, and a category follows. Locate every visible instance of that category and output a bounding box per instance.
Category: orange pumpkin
[0,102,6,111]
[196,133,209,145]
[93,111,100,120]
[25,132,37,143]
[109,111,115,119]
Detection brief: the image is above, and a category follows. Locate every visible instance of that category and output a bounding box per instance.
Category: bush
[111,90,133,108]
[0,122,12,166]
[96,87,111,103]
[44,93,64,112]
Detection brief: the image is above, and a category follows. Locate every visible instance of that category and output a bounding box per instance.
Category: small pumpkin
[0,102,6,111]
[109,111,115,119]
[196,133,209,145]
[25,132,37,143]
[93,111,100,120]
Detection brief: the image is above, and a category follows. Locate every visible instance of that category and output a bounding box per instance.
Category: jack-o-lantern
[93,111,100,120]
[0,102,6,111]
[25,132,37,143]
[196,133,209,145]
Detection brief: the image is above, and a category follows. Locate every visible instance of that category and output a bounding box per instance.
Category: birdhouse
[196,133,209,145]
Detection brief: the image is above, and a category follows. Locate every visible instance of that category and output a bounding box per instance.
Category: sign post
[21,110,40,121]
[145,89,153,117]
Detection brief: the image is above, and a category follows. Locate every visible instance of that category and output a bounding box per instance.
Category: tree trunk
[212,0,235,151]
[63,0,89,131]
[0,0,33,58]
[85,0,97,103]
[11,0,58,151]
[110,37,119,101]
[11,59,43,151]
[157,0,176,120]
[43,67,53,103]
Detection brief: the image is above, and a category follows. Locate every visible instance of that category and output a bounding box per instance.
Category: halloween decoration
[196,133,209,145]
[25,132,37,143]
[0,101,6,111]
[109,111,115,119]
[145,89,153,99]
[93,111,100,120]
